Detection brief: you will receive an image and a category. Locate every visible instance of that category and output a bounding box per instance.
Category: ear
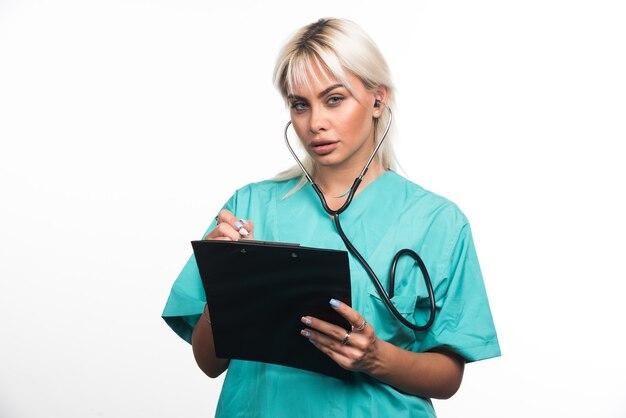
[373,85,389,118]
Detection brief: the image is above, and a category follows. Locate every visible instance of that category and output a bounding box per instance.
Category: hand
[301,301,465,399]
[204,209,255,241]
[300,298,380,375]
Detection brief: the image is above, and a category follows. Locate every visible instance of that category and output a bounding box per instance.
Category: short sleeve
[161,194,237,344]
[420,223,501,362]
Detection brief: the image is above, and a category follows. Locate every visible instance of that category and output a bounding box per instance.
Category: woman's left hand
[300,298,380,375]
[301,298,465,398]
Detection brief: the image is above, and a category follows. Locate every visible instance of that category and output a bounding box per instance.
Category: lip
[310,139,339,156]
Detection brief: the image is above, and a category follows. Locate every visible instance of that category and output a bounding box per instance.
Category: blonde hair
[272,18,398,193]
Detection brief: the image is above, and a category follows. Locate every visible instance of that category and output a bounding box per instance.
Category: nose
[309,105,328,134]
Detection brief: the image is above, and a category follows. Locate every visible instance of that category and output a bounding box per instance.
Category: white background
[1,1,625,417]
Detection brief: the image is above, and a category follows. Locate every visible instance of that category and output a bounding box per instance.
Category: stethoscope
[283,107,436,331]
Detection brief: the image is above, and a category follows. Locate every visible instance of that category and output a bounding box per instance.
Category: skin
[287,65,387,203]
[192,209,253,377]
[191,64,465,398]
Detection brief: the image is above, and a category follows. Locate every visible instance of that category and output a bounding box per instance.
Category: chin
[312,155,344,167]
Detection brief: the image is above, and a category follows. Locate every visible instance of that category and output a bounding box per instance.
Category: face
[287,65,385,170]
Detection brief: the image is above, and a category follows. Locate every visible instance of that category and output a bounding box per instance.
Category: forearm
[191,305,230,378]
[370,341,465,399]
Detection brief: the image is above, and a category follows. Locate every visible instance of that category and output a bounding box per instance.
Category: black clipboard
[192,240,353,380]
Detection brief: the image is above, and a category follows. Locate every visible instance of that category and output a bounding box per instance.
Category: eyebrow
[287,83,345,101]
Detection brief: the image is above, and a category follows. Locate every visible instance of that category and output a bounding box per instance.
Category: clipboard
[192,240,353,380]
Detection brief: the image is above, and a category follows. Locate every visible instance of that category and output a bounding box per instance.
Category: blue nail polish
[300,330,311,337]
[241,219,249,225]
[301,316,312,325]
[329,298,341,308]
[234,221,243,229]
[308,339,316,346]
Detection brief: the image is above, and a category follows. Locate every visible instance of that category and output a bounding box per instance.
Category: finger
[301,314,374,353]
[352,318,368,333]
[307,337,355,368]
[301,325,371,353]
[300,327,357,354]
[240,219,254,239]
[205,222,243,241]
[328,298,367,331]
[217,210,253,238]
[301,315,349,344]
[301,328,370,371]
[216,209,237,227]
[205,209,254,241]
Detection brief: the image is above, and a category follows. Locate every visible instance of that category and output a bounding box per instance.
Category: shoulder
[386,171,469,228]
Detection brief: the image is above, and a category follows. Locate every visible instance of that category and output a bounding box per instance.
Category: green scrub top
[162,171,500,418]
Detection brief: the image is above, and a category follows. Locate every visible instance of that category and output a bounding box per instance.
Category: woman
[163,18,500,417]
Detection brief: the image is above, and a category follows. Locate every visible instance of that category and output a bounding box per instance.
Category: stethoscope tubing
[283,107,436,331]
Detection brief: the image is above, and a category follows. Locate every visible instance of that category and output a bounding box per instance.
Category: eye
[290,101,309,112]
[327,95,344,106]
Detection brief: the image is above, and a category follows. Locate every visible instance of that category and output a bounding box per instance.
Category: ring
[341,331,351,346]
[354,319,367,332]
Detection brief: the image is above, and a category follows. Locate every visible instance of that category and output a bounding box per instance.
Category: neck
[313,159,386,207]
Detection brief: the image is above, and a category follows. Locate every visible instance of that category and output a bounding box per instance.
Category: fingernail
[241,219,249,225]
[239,228,249,236]
[308,339,317,346]
[234,221,243,229]
[329,298,341,308]
[300,330,311,337]
[301,316,312,325]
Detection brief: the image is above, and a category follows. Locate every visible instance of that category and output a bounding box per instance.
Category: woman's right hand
[193,209,253,378]
[204,209,254,241]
